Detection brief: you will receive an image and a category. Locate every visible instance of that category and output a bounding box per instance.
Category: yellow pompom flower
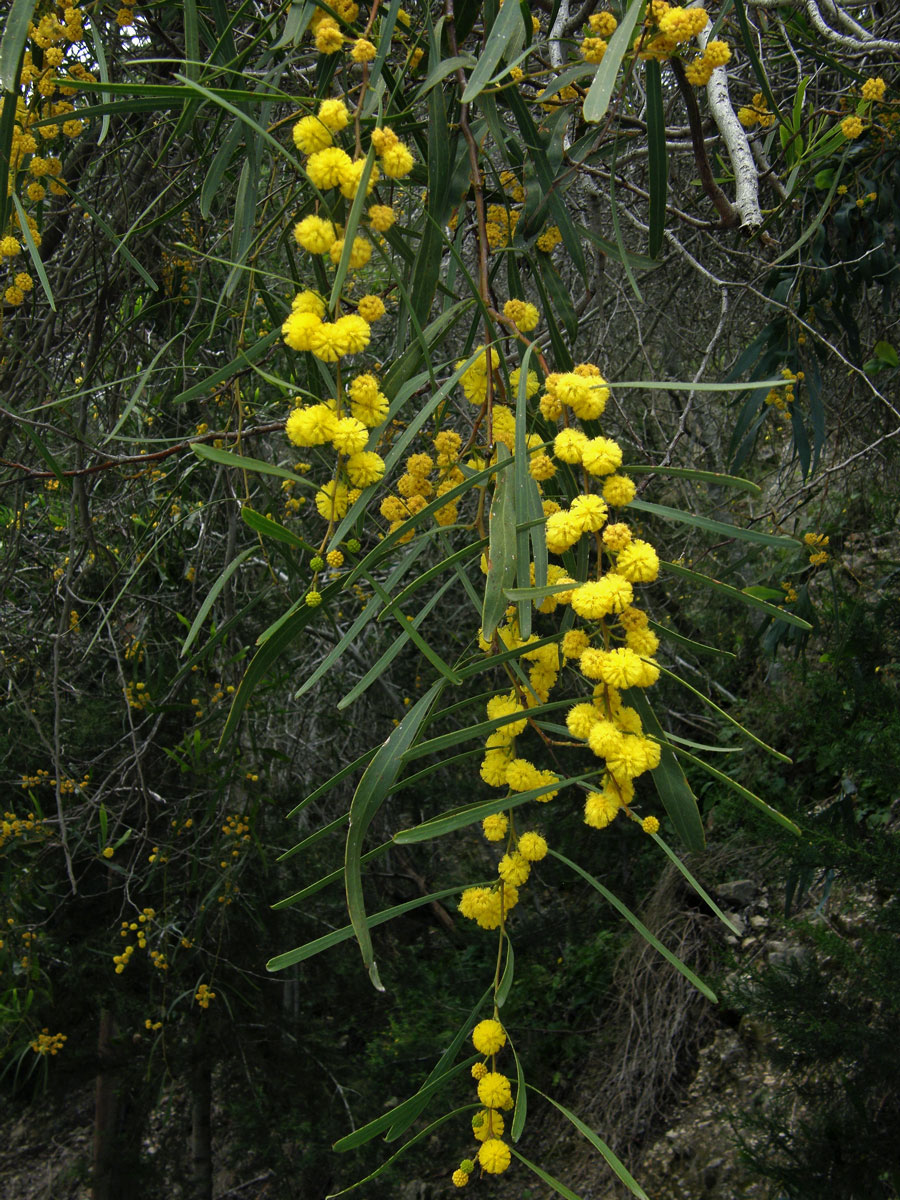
[471,1062,488,1080]
[477,1072,512,1109]
[498,852,531,886]
[589,11,618,36]
[368,203,396,232]
[482,813,509,841]
[472,1018,507,1055]
[350,37,377,63]
[357,294,385,322]
[861,76,886,102]
[380,142,415,178]
[315,481,350,520]
[451,1169,468,1188]
[478,1139,512,1174]
[584,789,621,829]
[345,451,386,488]
[517,831,548,861]
[841,116,864,139]
[306,146,354,189]
[329,235,372,269]
[292,115,333,155]
[332,416,369,456]
[602,474,636,506]
[315,17,343,53]
[642,815,660,834]
[293,214,337,254]
[282,310,323,351]
[615,539,660,582]
[503,298,540,332]
[317,98,350,131]
[581,36,608,63]
[14,272,33,292]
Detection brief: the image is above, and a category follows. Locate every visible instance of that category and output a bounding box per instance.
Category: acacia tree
[1,0,898,1196]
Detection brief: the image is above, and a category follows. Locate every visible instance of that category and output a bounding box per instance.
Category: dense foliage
[1,0,898,1197]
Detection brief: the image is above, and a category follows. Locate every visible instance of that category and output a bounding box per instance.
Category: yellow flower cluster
[765,367,802,412]
[3,5,93,306]
[195,983,216,1008]
[0,809,50,850]
[30,1029,67,1056]
[841,115,864,139]
[379,430,465,540]
[738,93,776,129]
[637,3,709,60]
[449,1018,515,1183]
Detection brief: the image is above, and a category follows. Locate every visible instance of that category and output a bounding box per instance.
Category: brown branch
[669,57,740,228]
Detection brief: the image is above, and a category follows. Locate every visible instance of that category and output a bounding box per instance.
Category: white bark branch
[697,27,763,230]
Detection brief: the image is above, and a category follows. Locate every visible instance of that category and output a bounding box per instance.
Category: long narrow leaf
[645,60,668,258]
[549,851,718,1001]
[626,690,705,851]
[266,882,468,972]
[528,1088,650,1200]
[582,0,644,124]
[661,560,813,630]
[674,747,801,835]
[181,548,253,656]
[345,683,445,989]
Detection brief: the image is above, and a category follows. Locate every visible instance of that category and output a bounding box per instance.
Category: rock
[716,880,758,906]
[749,914,768,929]
[768,941,809,968]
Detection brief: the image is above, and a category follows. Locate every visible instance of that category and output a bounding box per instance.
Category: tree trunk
[92,1007,118,1200]
[190,1047,213,1200]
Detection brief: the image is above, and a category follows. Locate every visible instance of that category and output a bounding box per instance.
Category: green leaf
[334,1057,476,1151]
[482,444,517,640]
[0,0,36,92]
[648,619,735,660]
[772,151,847,266]
[181,548,253,656]
[582,0,644,124]
[629,498,797,549]
[873,340,899,368]
[294,542,431,701]
[57,183,159,291]
[549,850,718,1001]
[661,560,813,630]
[732,0,782,120]
[385,984,493,1140]
[338,576,458,709]
[462,0,525,102]
[326,1108,471,1197]
[11,191,55,310]
[613,378,790,392]
[496,934,515,1007]
[527,1089,650,1200]
[645,60,668,259]
[656,665,791,764]
[511,1041,527,1141]
[191,443,313,488]
[674,747,802,836]
[649,835,742,935]
[625,464,761,496]
[626,691,706,852]
[345,683,445,989]
[267,882,468,973]
[392,772,594,844]
[241,506,314,551]
[512,1149,583,1200]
